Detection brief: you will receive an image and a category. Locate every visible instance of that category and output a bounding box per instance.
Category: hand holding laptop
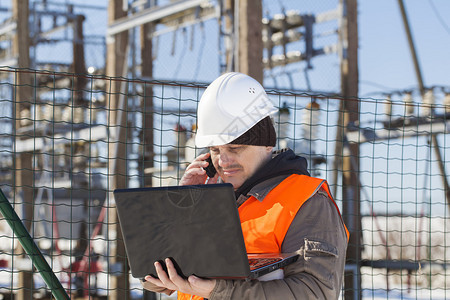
[143,258,215,299]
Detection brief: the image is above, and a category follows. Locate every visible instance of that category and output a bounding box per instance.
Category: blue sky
[359,0,450,99]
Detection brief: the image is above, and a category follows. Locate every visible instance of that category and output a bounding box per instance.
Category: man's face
[209,144,273,190]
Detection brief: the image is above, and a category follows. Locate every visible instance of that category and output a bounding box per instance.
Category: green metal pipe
[0,188,70,300]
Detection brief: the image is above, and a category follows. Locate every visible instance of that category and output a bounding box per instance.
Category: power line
[428,0,450,36]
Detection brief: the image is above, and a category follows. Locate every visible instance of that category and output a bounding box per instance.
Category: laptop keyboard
[249,258,281,270]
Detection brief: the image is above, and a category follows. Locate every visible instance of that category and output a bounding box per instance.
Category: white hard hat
[195,72,278,147]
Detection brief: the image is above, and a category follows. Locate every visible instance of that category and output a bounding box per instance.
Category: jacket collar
[235,148,310,203]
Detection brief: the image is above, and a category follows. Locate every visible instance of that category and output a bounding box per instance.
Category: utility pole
[237,0,263,83]
[12,1,34,299]
[338,0,361,299]
[223,0,234,74]
[140,11,157,300]
[140,22,154,189]
[106,0,130,299]
[105,1,213,297]
[71,11,89,258]
[225,0,263,83]
[72,14,88,104]
[397,0,450,213]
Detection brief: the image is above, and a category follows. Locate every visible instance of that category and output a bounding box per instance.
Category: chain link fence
[0,67,449,299]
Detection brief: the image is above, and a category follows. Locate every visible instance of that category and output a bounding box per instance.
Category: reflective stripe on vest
[177,174,348,300]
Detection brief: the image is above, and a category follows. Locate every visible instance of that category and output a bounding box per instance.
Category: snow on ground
[2,266,449,299]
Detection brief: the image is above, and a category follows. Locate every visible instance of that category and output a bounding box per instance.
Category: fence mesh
[0,67,449,299]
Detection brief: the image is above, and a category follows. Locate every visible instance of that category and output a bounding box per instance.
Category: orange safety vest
[177,174,349,300]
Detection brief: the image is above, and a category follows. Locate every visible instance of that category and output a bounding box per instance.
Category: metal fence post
[0,188,70,300]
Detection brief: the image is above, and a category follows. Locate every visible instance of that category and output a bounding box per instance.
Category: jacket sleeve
[208,191,348,300]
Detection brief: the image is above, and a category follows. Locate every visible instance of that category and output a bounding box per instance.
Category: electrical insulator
[268,11,303,32]
[275,102,290,148]
[54,105,63,122]
[35,104,45,121]
[86,107,97,124]
[20,108,31,127]
[174,123,187,148]
[422,89,435,116]
[184,123,198,165]
[45,102,55,121]
[301,101,320,153]
[444,93,450,115]
[384,94,392,118]
[263,29,303,49]
[263,51,304,69]
[73,107,84,124]
[403,92,414,117]
[62,105,71,123]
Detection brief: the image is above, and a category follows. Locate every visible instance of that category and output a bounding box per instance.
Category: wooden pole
[237,0,263,83]
[71,12,90,259]
[72,14,88,105]
[106,1,130,299]
[397,0,450,214]
[140,22,155,189]
[338,0,361,299]
[223,0,234,73]
[140,16,157,300]
[12,0,34,299]
[397,0,425,94]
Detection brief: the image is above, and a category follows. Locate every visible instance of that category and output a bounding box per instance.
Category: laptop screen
[114,183,252,279]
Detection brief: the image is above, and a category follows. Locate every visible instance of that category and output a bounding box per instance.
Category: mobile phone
[204,156,217,178]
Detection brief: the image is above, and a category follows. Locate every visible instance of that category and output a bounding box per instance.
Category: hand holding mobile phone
[204,156,217,178]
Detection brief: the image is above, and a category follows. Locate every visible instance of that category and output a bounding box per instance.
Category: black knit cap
[229,116,276,147]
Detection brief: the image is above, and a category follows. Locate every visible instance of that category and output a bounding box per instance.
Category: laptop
[114,183,299,280]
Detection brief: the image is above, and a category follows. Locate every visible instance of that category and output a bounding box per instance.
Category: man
[142,72,348,299]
